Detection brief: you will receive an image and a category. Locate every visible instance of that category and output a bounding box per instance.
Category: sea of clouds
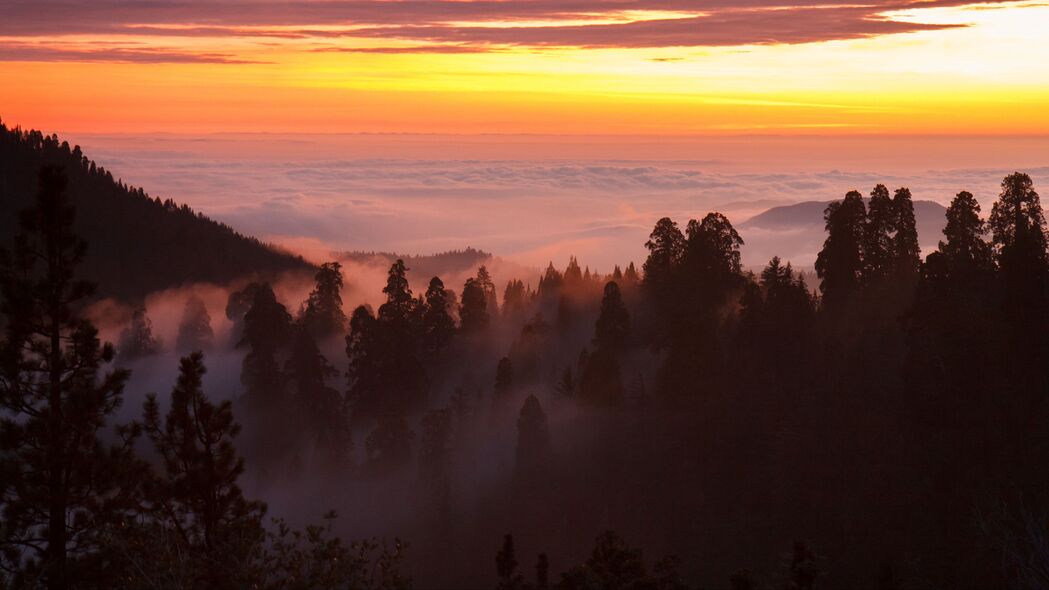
[67,133,1049,272]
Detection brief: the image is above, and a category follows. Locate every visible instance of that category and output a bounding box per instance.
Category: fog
[62,133,1049,270]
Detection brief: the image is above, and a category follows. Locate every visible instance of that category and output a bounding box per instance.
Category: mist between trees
[4,165,1049,589]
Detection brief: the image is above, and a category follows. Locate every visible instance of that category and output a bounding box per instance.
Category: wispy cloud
[0,0,1026,62]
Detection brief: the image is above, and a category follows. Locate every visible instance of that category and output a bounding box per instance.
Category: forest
[3,138,1049,588]
[0,120,310,301]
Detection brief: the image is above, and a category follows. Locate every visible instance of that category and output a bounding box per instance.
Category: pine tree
[118,306,161,360]
[939,190,993,277]
[496,534,524,590]
[176,294,214,353]
[494,357,514,400]
[503,279,527,316]
[642,217,685,304]
[476,265,499,317]
[421,277,456,353]
[285,326,349,470]
[815,191,867,308]
[593,282,630,351]
[0,166,142,589]
[142,352,266,589]
[460,277,489,333]
[239,283,291,409]
[864,184,895,282]
[301,261,348,338]
[515,395,551,481]
[892,187,921,278]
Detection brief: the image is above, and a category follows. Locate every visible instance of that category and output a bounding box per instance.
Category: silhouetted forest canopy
[0,120,310,301]
[4,160,1049,589]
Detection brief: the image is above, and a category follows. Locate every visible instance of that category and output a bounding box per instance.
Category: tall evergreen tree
[118,306,161,360]
[421,277,456,354]
[176,294,214,353]
[515,395,551,481]
[142,352,266,589]
[460,277,489,333]
[892,187,921,278]
[595,282,630,351]
[815,191,867,308]
[642,217,685,303]
[0,166,142,589]
[939,190,993,277]
[494,357,514,400]
[285,326,349,469]
[300,261,348,338]
[476,265,499,317]
[864,184,895,282]
[239,283,292,409]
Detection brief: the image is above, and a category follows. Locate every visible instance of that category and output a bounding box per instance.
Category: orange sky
[2,0,1049,135]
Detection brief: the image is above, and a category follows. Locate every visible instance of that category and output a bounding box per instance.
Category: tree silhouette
[864,184,895,282]
[892,187,921,279]
[142,352,266,589]
[477,265,499,317]
[176,294,214,353]
[300,261,348,338]
[421,277,456,354]
[0,166,142,588]
[515,394,551,481]
[494,357,514,401]
[816,190,867,308]
[285,326,349,470]
[460,277,489,333]
[118,306,161,360]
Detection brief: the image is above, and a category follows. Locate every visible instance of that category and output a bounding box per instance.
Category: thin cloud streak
[0,0,1027,59]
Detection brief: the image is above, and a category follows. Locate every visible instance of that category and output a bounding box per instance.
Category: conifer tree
[892,187,921,278]
[118,306,161,360]
[494,356,514,400]
[515,395,551,481]
[642,217,685,303]
[864,184,895,282]
[285,326,349,469]
[815,191,867,308]
[460,277,489,333]
[301,261,348,338]
[476,265,499,317]
[0,166,142,589]
[939,190,993,277]
[421,277,456,353]
[142,352,266,589]
[176,294,214,353]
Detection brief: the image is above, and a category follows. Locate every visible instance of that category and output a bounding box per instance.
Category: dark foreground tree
[0,166,142,589]
[140,352,267,589]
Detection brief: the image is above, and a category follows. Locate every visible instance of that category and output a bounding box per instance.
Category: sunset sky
[3,0,1049,135]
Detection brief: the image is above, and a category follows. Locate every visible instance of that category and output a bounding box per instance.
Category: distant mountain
[0,121,311,301]
[741,198,947,236]
[737,198,949,269]
[337,248,492,283]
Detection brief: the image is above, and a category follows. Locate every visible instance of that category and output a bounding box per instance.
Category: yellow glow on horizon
[1,1,1048,135]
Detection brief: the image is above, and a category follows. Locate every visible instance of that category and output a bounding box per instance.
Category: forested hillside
[4,161,1049,588]
[0,120,310,300]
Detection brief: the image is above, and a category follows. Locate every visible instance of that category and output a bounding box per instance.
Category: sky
[2,0,1049,135]
[2,0,1048,270]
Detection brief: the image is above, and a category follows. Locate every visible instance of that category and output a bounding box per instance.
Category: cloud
[0,43,265,64]
[0,0,1029,59]
[68,133,1049,273]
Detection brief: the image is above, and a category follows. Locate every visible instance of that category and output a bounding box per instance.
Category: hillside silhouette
[0,120,309,301]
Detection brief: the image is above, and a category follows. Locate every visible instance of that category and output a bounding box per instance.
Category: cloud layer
[0,0,1015,62]
[70,133,1049,272]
